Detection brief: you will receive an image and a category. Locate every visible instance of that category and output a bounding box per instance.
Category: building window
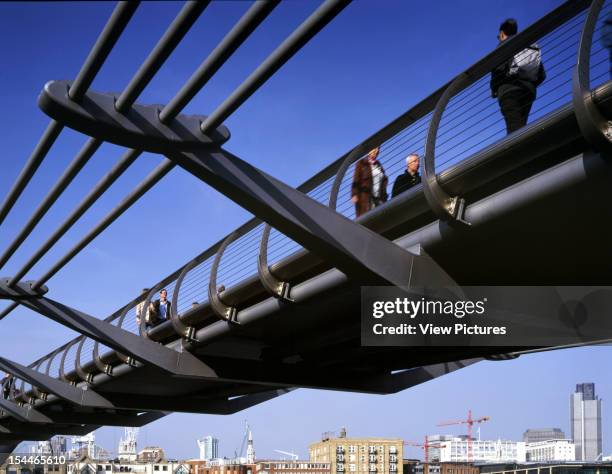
[154,467,159,471]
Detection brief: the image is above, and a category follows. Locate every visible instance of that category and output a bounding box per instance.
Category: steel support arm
[0,397,52,424]
[383,358,481,393]
[45,410,166,427]
[0,357,112,408]
[0,423,98,441]
[167,148,457,289]
[198,356,480,395]
[15,295,216,379]
[197,388,293,415]
[98,388,290,414]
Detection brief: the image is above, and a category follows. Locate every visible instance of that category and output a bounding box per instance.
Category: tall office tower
[197,436,219,461]
[570,383,603,461]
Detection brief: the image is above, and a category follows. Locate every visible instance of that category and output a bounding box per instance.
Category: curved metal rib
[75,336,94,383]
[59,339,79,384]
[30,360,45,400]
[170,259,199,341]
[116,304,138,365]
[423,73,471,225]
[573,0,612,154]
[93,312,125,374]
[257,224,294,302]
[17,377,33,405]
[92,339,113,375]
[44,347,62,378]
[208,232,239,323]
[328,145,367,211]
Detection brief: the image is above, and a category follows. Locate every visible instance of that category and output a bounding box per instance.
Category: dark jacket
[392,171,421,198]
[148,299,171,325]
[351,158,388,217]
[490,44,546,99]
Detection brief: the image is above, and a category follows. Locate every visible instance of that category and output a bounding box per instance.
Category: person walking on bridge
[135,288,150,328]
[392,153,421,198]
[148,288,171,328]
[491,18,546,134]
[351,146,388,218]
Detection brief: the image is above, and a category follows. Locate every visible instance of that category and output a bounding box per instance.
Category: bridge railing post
[208,232,239,323]
[573,0,612,154]
[422,72,472,225]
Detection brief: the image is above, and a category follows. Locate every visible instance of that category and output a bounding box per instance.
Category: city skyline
[0,0,609,459]
[29,352,607,461]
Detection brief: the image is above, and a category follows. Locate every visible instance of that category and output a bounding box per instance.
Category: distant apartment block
[309,430,403,473]
[523,429,566,444]
[525,439,575,462]
[571,383,603,461]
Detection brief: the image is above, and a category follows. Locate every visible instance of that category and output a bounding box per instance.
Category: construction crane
[275,450,298,461]
[404,436,446,464]
[438,410,490,462]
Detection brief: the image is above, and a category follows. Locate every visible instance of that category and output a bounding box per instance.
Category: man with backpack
[491,19,546,134]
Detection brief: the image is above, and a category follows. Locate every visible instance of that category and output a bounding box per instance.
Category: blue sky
[0,0,609,461]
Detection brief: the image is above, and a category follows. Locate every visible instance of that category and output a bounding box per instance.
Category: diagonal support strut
[0,357,113,408]
[13,294,217,379]
[0,397,52,424]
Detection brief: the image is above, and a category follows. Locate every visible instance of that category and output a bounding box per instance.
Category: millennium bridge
[0,0,610,453]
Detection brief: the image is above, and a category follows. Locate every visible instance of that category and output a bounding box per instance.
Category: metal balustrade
[0,0,610,444]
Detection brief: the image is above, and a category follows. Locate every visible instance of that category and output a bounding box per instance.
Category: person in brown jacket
[351,147,388,218]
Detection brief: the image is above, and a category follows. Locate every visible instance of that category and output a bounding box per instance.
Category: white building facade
[430,436,526,463]
[526,440,576,462]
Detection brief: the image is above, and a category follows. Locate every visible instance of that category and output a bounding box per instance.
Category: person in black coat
[392,153,421,198]
[490,19,546,134]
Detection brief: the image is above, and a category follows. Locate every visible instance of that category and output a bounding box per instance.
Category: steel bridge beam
[0,397,52,424]
[97,388,291,414]
[195,355,481,394]
[41,410,166,428]
[0,357,112,408]
[14,294,216,379]
[0,423,98,441]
